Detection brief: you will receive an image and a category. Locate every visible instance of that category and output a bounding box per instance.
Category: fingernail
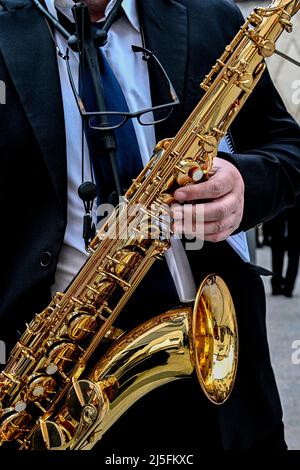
[175,190,187,202]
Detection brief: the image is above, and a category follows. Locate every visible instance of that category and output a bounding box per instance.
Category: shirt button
[40,251,52,268]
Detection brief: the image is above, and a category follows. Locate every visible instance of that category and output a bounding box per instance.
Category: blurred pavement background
[257,246,300,450]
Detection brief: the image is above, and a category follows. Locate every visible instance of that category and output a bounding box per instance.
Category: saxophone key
[154,137,173,152]
[84,279,114,304]
[104,326,124,341]
[174,160,204,186]
[259,39,276,58]
[14,401,27,413]
[66,306,98,341]
[64,379,109,446]
[0,407,32,443]
[46,363,58,376]
[25,373,57,402]
[44,340,80,377]
[32,418,67,450]
[106,249,142,277]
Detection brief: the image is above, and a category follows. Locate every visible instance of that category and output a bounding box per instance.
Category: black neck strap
[32,0,125,51]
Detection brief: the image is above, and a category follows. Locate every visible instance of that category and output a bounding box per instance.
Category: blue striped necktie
[80,45,144,206]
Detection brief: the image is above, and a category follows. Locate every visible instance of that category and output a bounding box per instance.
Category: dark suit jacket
[1,0,300,449]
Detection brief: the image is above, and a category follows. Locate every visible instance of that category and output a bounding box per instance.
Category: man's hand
[171,157,245,242]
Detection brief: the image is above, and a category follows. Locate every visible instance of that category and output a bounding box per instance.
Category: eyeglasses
[65,44,180,131]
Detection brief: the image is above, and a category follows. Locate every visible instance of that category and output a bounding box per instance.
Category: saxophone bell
[29,274,238,450]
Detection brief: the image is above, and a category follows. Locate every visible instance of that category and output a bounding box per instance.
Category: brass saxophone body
[0,0,299,450]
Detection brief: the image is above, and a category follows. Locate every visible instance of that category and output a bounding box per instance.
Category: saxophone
[0,0,299,450]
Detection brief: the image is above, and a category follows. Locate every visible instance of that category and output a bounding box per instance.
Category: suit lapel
[0,0,67,209]
[0,0,188,194]
[139,0,188,140]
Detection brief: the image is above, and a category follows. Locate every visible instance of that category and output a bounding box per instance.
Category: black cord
[73,3,122,198]
[32,0,73,43]
[81,119,85,184]
[32,0,129,245]
[102,0,124,35]
[275,49,300,68]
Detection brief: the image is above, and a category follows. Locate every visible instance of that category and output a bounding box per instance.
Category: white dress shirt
[46,0,248,302]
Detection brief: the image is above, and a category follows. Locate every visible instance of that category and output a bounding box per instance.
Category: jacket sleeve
[219,4,300,232]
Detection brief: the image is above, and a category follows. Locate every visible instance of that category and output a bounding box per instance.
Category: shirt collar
[120,0,140,32]
[52,0,140,32]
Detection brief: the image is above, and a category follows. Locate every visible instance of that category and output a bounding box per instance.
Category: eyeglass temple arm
[132,45,179,104]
